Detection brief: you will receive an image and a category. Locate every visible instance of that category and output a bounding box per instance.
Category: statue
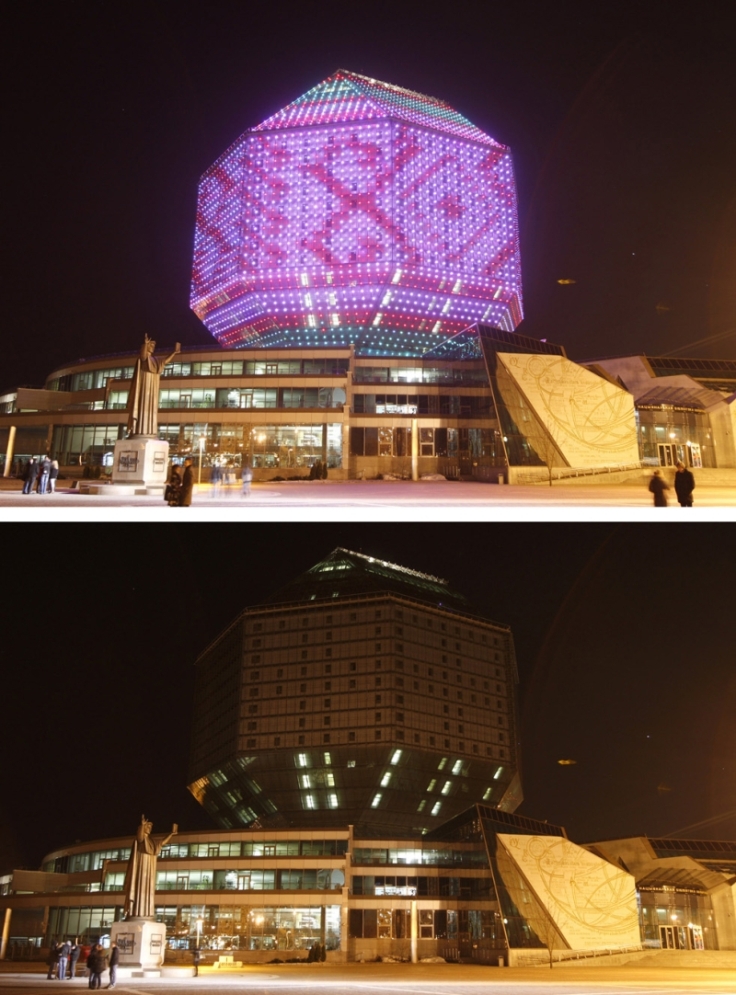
[126,336,181,438]
[123,816,177,919]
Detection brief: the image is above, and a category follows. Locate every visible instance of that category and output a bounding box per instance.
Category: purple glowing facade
[191,70,523,356]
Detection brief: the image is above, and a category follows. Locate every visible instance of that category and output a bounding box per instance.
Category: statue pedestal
[111,438,169,488]
[111,918,167,969]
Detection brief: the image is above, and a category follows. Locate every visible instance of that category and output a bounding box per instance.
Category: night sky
[4,0,736,392]
[2,523,734,871]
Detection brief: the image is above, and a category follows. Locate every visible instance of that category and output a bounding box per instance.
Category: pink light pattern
[191,70,523,355]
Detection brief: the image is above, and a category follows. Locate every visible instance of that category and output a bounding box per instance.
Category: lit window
[437,757,448,770]
[431,801,442,816]
[452,760,462,775]
[417,800,426,812]
[305,795,316,810]
[348,760,356,768]
[371,793,383,808]
[301,774,312,789]
[328,794,338,808]
[483,787,492,801]
[426,779,436,792]
[441,780,452,796]
[298,754,310,767]
[494,766,503,780]
[323,752,332,765]
[380,771,392,787]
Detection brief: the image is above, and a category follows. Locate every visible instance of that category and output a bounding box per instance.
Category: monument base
[111,437,169,487]
[111,918,167,969]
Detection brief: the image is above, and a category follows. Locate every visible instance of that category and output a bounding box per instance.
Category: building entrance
[657,443,678,466]
[659,923,704,949]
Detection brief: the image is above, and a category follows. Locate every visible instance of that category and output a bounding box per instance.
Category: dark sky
[2,523,734,871]
[4,0,736,392]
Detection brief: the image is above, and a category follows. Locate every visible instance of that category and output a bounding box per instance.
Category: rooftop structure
[190,70,523,356]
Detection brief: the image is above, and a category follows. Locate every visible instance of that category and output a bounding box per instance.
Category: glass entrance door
[658,443,677,466]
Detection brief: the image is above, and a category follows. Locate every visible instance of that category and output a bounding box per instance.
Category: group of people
[649,461,695,507]
[210,461,253,498]
[21,455,59,494]
[46,939,118,989]
[163,457,195,507]
[163,459,253,506]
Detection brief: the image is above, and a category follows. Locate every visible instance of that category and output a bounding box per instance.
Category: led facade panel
[191,70,523,356]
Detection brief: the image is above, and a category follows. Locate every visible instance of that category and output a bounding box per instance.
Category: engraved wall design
[497,834,640,949]
[496,353,639,467]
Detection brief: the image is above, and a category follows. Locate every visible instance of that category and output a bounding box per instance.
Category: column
[3,425,16,477]
[411,419,419,481]
[0,908,11,960]
[410,900,417,964]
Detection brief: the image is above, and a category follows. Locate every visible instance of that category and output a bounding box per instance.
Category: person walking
[106,942,119,989]
[241,461,253,498]
[86,943,107,990]
[674,460,695,507]
[69,941,81,979]
[49,458,60,493]
[209,461,221,498]
[22,457,39,494]
[178,457,194,506]
[192,947,201,977]
[648,469,670,507]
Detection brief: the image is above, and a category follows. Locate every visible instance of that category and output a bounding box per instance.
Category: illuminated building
[190,70,523,355]
[2,72,736,479]
[187,547,522,836]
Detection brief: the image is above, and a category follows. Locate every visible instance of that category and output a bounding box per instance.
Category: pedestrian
[69,941,81,979]
[46,941,61,980]
[38,455,52,495]
[49,458,60,493]
[224,461,236,495]
[192,947,201,977]
[674,460,695,507]
[648,469,670,507]
[164,464,182,506]
[22,457,39,494]
[178,457,194,506]
[86,943,107,990]
[210,461,221,498]
[106,942,119,989]
[58,940,71,980]
[241,461,253,497]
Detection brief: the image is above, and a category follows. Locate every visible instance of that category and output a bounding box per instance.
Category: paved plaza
[1,477,735,520]
[2,962,736,995]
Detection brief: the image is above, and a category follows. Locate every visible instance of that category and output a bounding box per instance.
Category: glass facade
[636,407,716,468]
[638,890,717,950]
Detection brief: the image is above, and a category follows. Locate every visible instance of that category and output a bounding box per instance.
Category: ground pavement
[1,961,736,995]
[0,478,735,520]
